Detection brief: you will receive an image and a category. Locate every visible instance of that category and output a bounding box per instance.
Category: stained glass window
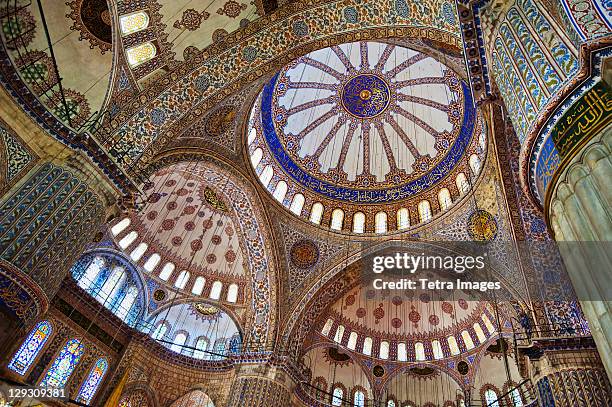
[193,336,209,359]
[8,321,52,375]
[332,387,343,406]
[354,390,365,407]
[41,339,84,388]
[78,256,104,291]
[485,389,499,407]
[76,358,108,404]
[119,12,150,36]
[126,42,157,67]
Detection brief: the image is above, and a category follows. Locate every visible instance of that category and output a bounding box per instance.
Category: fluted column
[227,365,294,407]
[549,129,612,379]
[0,162,105,328]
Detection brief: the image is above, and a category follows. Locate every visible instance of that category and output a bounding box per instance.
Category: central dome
[248,41,485,233]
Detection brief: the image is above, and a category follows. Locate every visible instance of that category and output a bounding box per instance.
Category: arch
[438,188,452,211]
[461,330,475,349]
[273,180,288,202]
[159,262,175,281]
[333,325,345,343]
[456,172,469,194]
[482,314,495,334]
[192,276,206,295]
[76,358,108,404]
[330,208,344,230]
[119,11,150,35]
[484,387,500,407]
[169,389,215,407]
[247,127,257,145]
[170,332,188,354]
[447,335,460,355]
[353,389,366,407]
[397,343,407,362]
[193,336,209,360]
[41,339,84,387]
[352,212,366,233]
[8,320,52,375]
[118,231,138,249]
[347,332,358,350]
[473,322,487,344]
[415,342,425,361]
[290,193,305,215]
[116,286,138,319]
[250,148,263,168]
[259,165,274,187]
[174,270,190,290]
[362,337,373,356]
[98,266,125,303]
[143,253,161,272]
[78,256,104,290]
[310,202,324,224]
[331,385,344,406]
[210,281,223,300]
[380,341,389,359]
[432,340,443,360]
[111,218,130,235]
[375,211,388,233]
[130,242,148,262]
[418,200,432,223]
[227,284,239,303]
[126,42,157,67]
[469,154,481,175]
[152,321,169,340]
[321,318,334,336]
[397,208,410,229]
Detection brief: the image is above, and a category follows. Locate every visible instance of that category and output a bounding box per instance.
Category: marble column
[227,365,295,407]
[549,128,612,380]
[0,162,105,329]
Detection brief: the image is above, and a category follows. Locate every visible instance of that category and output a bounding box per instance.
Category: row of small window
[251,148,481,232]
[150,323,241,360]
[321,315,495,360]
[312,385,367,407]
[7,321,107,405]
[117,11,157,67]
[111,221,239,303]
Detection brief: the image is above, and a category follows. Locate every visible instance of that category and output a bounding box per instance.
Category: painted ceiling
[249,40,477,204]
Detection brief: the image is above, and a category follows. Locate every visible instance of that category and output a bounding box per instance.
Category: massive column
[227,365,295,407]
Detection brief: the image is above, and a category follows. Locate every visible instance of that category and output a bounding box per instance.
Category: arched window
[143,253,161,272]
[474,323,487,344]
[126,42,157,67]
[247,127,257,145]
[290,194,305,215]
[118,231,138,249]
[111,218,131,236]
[119,11,149,35]
[130,242,148,261]
[352,212,365,233]
[170,332,187,354]
[432,340,443,359]
[152,322,168,340]
[354,390,365,407]
[210,281,223,300]
[462,330,475,349]
[98,267,125,303]
[174,270,190,289]
[78,256,104,290]
[333,325,345,343]
[469,154,481,175]
[227,284,239,303]
[159,262,175,281]
[484,389,499,407]
[259,165,274,188]
[415,342,425,361]
[375,211,388,233]
[509,388,524,407]
[482,314,496,334]
[418,200,432,222]
[213,340,226,360]
[397,343,407,362]
[193,336,209,359]
[438,188,452,211]
[363,337,372,356]
[273,181,288,203]
[347,332,358,350]
[116,286,138,319]
[8,321,52,375]
[332,387,343,406]
[192,276,205,295]
[41,339,84,387]
[309,202,324,224]
[397,208,410,230]
[379,341,389,359]
[76,358,108,404]
[321,318,334,336]
[456,172,470,194]
[447,335,460,355]
[330,209,344,230]
[250,148,263,168]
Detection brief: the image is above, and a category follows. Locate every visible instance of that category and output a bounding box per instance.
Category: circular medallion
[467,210,498,241]
[153,289,166,302]
[457,360,469,375]
[373,365,385,377]
[204,106,236,137]
[341,74,390,118]
[289,239,320,269]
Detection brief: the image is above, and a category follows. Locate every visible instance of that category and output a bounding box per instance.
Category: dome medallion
[341,74,391,118]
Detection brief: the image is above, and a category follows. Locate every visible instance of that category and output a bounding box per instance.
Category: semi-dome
[248,41,486,234]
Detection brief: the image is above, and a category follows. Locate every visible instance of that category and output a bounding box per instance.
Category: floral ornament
[217,0,247,18]
[173,9,210,31]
